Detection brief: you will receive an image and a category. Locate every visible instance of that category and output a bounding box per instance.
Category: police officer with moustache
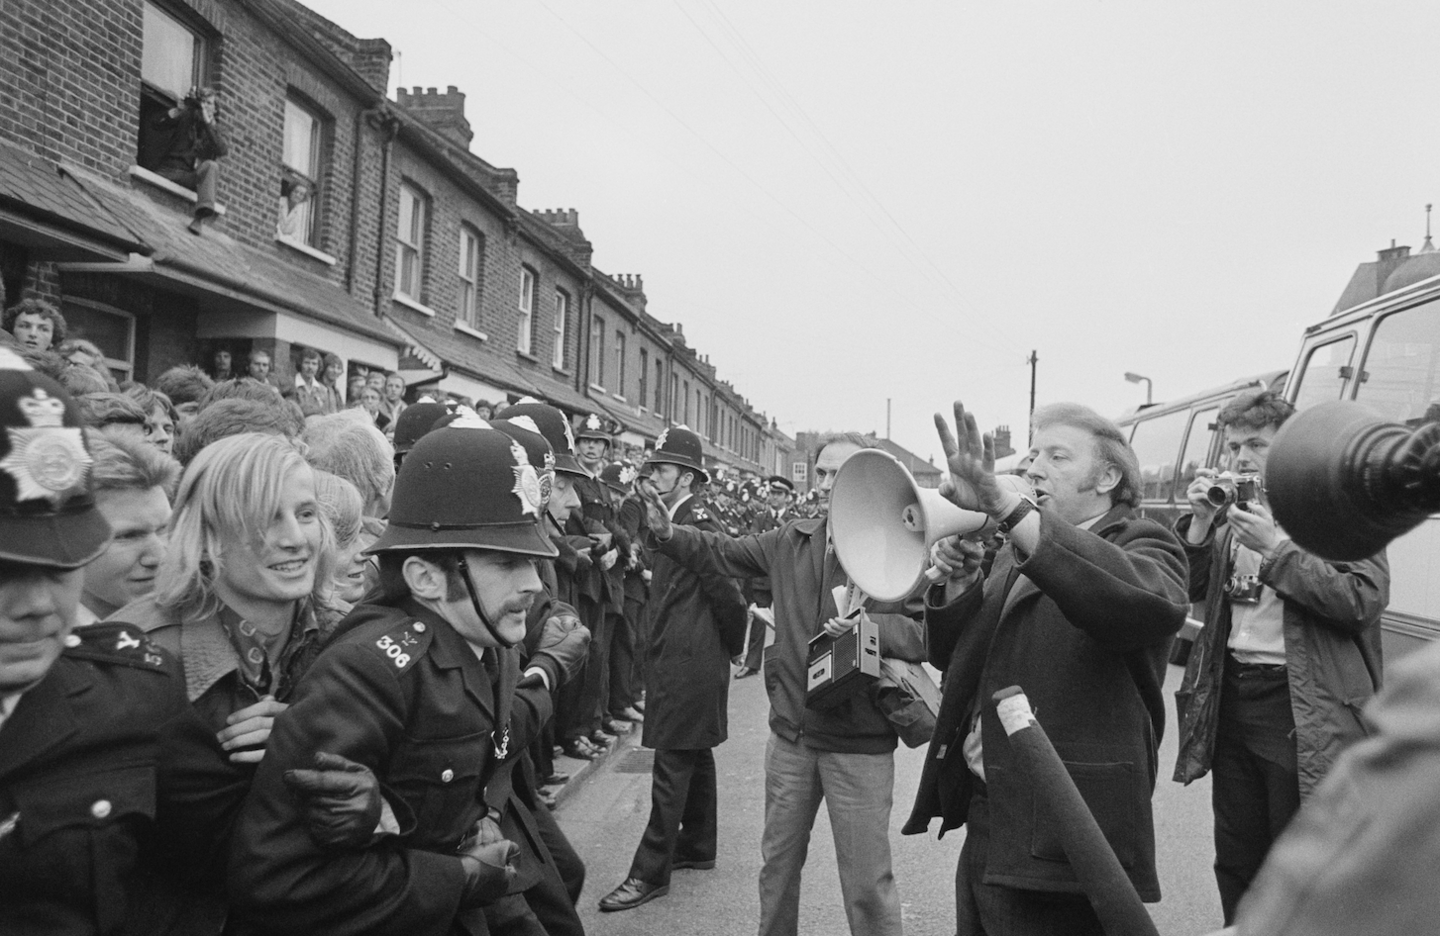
[600,426,748,912]
[735,475,795,679]
[228,420,590,935]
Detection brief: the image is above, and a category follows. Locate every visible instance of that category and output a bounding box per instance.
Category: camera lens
[1206,484,1234,507]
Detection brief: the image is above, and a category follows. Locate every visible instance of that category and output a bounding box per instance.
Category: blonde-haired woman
[115,432,343,762]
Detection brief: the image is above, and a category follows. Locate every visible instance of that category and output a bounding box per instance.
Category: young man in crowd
[228,420,588,934]
[293,346,339,417]
[640,430,927,936]
[3,297,66,353]
[246,348,283,392]
[78,431,178,624]
[601,426,747,912]
[1172,389,1388,923]
[912,402,1189,936]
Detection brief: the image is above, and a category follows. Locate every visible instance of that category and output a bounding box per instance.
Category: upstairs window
[614,330,627,397]
[458,226,483,328]
[639,348,649,406]
[590,314,606,386]
[656,359,665,413]
[517,267,536,354]
[395,183,427,302]
[553,289,569,369]
[136,2,209,174]
[279,97,324,246]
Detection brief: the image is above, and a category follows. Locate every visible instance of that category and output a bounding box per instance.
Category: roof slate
[0,139,145,253]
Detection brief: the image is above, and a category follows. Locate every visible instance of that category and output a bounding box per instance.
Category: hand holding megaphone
[929,536,985,589]
[933,401,1010,518]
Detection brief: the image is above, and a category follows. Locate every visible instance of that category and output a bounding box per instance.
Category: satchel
[874,658,941,748]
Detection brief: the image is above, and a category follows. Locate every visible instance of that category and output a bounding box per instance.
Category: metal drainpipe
[372,114,401,315]
[345,106,379,294]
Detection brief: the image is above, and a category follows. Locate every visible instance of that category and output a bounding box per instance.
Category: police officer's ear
[680,469,695,490]
[1094,462,1122,497]
[402,555,450,601]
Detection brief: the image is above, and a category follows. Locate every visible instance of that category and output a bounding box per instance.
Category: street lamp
[1124,372,1153,406]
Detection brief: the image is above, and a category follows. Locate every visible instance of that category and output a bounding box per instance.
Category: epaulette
[63,622,169,672]
[690,506,710,523]
[363,619,433,674]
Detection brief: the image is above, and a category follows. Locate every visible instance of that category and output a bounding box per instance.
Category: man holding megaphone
[904,401,1189,936]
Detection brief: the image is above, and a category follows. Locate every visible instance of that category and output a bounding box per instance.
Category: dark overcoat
[902,504,1189,902]
[641,496,748,751]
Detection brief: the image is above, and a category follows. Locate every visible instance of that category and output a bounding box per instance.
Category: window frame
[280,95,325,248]
[613,329,627,399]
[1291,334,1358,412]
[638,348,649,409]
[553,289,569,369]
[458,225,483,329]
[517,266,536,355]
[59,298,136,383]
[394,182,428,303]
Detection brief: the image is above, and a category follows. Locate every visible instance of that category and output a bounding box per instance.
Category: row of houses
[0,0,795,478]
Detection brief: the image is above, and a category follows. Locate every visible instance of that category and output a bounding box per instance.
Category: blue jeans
[758,732,903,936]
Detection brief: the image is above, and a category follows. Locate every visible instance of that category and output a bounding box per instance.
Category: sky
[304,0,1440,464]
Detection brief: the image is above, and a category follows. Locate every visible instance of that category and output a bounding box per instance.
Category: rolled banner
[993,686,1159,936]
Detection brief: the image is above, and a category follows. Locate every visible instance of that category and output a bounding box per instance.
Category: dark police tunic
[228,599,556,936]
[0,623,241,936]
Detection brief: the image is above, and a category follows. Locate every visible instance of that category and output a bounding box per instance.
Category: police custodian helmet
[575,412,611,444]
[368,414,558,558]
[0,347,110,567]
[495,398,586,476]
[645,425,709,483]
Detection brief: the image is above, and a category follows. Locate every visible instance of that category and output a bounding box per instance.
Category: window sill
[392,293,437,317]
[515,350,540,364]
[611,394,628,404]
[588,383,606,393]
[552,365,571,377]
[128,165,227,215]
[275,235,337,266]
[454,322,488,342]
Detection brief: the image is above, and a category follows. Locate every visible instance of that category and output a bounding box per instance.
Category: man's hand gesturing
[934,401,1009,519]
[638,479,673,541]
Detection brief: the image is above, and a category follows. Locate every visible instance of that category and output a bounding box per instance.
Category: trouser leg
[757,733,824,936]
[608,610,634,717]
[818,747,903,936]
[626,596,648,697]
[628,748,702,887]
[676,747,718,863]
[527,801,585,934]
[193,159,219,214]
[744,603,767,670]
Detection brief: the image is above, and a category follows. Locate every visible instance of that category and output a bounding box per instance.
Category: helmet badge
[0,388,90,506]
[510,439,544,517]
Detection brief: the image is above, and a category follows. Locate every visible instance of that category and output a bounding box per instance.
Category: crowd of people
[0,290,1416,936]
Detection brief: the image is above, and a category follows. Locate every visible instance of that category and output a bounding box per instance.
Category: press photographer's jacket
[902,504,1188,902]
[1172,513,1389,797]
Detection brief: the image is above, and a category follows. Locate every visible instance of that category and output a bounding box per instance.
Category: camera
[1206,471,1261,508]
[1223,572,1263,604]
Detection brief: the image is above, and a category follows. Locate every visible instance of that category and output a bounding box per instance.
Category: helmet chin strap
[456,557,517,649]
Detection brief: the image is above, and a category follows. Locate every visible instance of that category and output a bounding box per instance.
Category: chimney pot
[448,85,459,93]
[426,86,437,95]
[412,86,422,95]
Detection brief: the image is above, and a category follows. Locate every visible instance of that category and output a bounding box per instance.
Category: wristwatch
[996,496,1038,535]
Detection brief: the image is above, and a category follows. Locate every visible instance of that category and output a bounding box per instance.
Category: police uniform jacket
[227,598,555,936]
[0,623,243,936]
[642,497,748,751]
[902,504,1189,902]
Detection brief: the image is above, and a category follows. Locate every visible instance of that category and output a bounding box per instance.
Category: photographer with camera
[144,86,228,235]
[1172,388,1390,925]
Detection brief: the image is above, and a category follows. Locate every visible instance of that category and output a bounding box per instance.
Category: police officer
[601,461,648,723]
[0,348,245,934]
[228,418,590,934]
[600,426,747,912]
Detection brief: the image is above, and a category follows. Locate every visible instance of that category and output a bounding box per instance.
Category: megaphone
[831,448,1018,602]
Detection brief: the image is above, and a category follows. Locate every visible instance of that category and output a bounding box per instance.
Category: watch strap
[997,497,1038,534]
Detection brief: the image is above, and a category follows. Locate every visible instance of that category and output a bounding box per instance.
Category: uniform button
[440,769,454,783]
[91,800,112,819]
[413,623,426,633]
[64,634,82,648]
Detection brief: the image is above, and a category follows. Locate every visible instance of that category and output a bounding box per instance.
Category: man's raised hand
[934,401,1007,517]
[638,479,673,541]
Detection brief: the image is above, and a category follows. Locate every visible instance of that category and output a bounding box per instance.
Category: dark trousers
[525,798,585,936]
[559,598,607,742]
[628,748,718,887]
[626,596,648,697]
[159,160,219,214]
[956,787,1104,936]
[607,609,635,717]
[1212,658,1300,924]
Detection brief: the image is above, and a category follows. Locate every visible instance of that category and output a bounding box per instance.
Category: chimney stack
[395,84,473,148]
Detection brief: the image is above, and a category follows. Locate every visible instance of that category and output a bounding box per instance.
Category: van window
[1179,407,1219,486]
[1291,336,1356,411]
[1356,301,1440,426]
[1128,408,1189,502]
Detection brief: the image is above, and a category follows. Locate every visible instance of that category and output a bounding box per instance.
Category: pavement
[548,661,1227,935]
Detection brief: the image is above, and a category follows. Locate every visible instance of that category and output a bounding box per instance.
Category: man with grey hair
[908,401,1189,935]
[302,409,396,520]
[640,429,926,936]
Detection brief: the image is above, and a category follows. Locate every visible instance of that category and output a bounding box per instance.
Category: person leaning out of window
[144,86,228,235]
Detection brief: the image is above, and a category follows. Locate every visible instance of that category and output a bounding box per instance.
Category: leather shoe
[619,705,645,723]
[590,729,616,746]
[672,858,716,871]
[537,788,558,810]
[599,877,669,912]
[562,739,598,760]
[543,770,571,785]
[603,718,633,735]
[633,698,646,712]
[734,666,758,679]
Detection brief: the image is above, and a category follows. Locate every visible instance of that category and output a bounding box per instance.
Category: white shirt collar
[667,493,693,520]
